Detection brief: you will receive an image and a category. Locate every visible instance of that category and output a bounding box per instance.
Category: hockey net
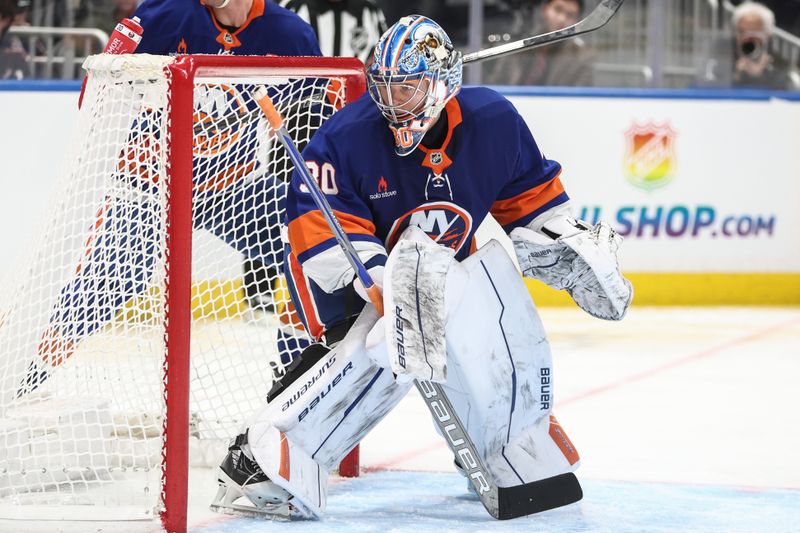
[0,54,365,529]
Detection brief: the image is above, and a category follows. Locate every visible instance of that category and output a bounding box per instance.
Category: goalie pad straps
[511,221,633,320]
[246,424,328,518]
[248,306,413,514]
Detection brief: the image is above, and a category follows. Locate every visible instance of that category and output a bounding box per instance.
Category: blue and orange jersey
[134,0,321,56]
[285,86,568,290]
[122,0,322,196]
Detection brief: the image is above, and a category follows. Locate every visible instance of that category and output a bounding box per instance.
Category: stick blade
[576,0,625,32]
[494,472,583,520]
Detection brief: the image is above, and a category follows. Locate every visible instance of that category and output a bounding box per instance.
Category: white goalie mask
[367,15,463,156]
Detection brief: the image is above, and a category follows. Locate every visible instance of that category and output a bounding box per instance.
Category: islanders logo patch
[623,122,677,191]
[386,202,472,254]
[192,84,248,158]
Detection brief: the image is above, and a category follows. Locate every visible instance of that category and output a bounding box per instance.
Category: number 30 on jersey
[300,161,338,195]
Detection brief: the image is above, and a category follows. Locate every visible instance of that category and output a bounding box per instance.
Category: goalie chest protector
[286,86,569,264]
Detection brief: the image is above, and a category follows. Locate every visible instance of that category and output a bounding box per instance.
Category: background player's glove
[511,218,633,321]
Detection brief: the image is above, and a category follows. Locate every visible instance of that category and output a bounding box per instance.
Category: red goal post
[163,55,365,532]
[0,54,365,533]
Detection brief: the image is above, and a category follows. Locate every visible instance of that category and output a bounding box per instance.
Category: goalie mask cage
[0,54,365,532]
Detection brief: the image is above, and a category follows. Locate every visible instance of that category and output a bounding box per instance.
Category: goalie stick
[254,88,582,520]
[463,0,625,64]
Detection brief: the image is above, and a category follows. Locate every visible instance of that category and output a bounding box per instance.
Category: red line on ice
[369,315,800,471]
[559,316,800,406]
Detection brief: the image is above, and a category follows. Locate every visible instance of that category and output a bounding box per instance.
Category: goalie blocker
[211,228,582,519]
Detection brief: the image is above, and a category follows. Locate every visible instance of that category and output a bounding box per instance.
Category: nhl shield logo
[430,152,444,165]
[623,122,677,191]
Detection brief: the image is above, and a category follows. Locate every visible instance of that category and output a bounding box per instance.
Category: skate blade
[210,475,293,521]
[209,501,291,521]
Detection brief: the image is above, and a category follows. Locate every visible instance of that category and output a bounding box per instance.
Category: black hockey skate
[210,430,293,520]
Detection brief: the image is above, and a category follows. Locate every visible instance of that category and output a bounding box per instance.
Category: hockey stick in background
[199,0,624,138]
[254,88,582,520]
[463,0,625,64]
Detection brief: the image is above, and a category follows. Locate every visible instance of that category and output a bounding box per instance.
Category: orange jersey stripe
[288,210,376,257]
[490,172,565,228]
[287,252,324,340]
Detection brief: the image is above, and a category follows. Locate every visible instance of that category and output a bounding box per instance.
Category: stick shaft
[254,87,382,315]
[463,0,624,64]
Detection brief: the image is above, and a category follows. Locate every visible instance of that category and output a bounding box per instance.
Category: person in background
[0,0,16,41]
[20,0,322,396]
[485,0,594,87]
[731,2,793,89]
[0,0,28,79]
[730,0,800,37]
[702,2,794,90]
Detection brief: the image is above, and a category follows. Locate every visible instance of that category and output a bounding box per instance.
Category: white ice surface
[3,307,799,532]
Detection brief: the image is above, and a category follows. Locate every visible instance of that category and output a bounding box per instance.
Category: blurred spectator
[1,0,28,79]
[1,0,15,41]
[730,0,800,37]
[703,2,794,90]
[485,0,594,86]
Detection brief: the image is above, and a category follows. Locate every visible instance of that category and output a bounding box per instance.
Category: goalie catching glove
[511,217,633,321]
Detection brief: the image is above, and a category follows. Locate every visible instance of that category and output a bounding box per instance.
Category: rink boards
[1,83,798,304]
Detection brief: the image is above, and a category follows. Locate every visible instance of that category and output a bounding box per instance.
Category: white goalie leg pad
[440,240,580,487]
[248,307,413,511]
[245,423,328,518]
[486,413,580,487]
[382,226,455,382]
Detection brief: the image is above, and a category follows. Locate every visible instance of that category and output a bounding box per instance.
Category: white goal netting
[0,54,363,523]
